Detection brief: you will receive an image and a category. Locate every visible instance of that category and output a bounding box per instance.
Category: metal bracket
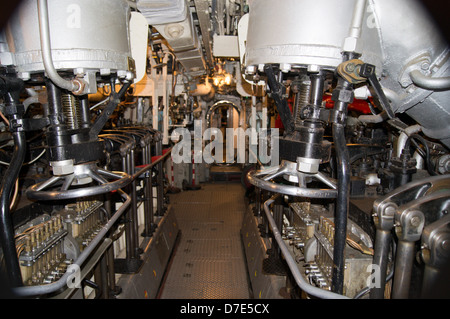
[336,59,395,119]
[89,81,131,139]
[10,117,50,132]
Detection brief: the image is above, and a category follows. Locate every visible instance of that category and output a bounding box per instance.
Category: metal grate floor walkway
[158,182,251,299]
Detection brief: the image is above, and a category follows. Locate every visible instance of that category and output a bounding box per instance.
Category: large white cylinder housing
[244,0,383,72]
[243,0,450,147]
[2,0,133,78]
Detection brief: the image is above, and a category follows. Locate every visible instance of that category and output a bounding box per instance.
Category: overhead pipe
[37,0,84,94]
[348,0,366,39]
[410,70,450,91]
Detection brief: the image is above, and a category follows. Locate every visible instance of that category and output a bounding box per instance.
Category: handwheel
[247,160,338,199]
[26,162,133,201]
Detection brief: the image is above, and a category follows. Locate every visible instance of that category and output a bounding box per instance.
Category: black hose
[331,122,350,294]
[405,134,437,176]
[0,130,27,288]
[264,65,295,134]
[330,50,358,294]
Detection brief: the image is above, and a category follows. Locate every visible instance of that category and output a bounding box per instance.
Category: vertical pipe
[370,230,392,298]
[142,144,150,235]
[392,241,415,298]
[255,187,261,217]
[137,97,144,123]
[260,191,269,238]
[143,143,155,236]
[106,247,119,295]
[122,153,134,260]
[93,261,103,298]
[331,77,353,294]
[156,136,164,216]
[370,203,395,299]
[309,72,325,108]
[331,123,349,295]
[348,0,367,40]
[162,54,169,144]
[0,131,27,288]
[143,170,155,236]
[171,158,174,186]
[330,38,360,293]
[99,255,109,299]
[147,142,154,218]
[79,96,91,129]
[273,203,284,257]
[103,197,120,295]
[45,80,71,148]
[125,152,137,258]
[142,144,148,166]
[421,266,440,298]
[191,151,196,186]
[130,148,139,255]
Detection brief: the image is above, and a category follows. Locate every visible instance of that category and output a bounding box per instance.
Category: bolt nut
[332,88,354,103]
[342,37,358,52]
[50,160,74,176]
[297,157,320,174]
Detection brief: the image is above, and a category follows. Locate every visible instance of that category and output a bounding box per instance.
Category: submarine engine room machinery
[0,0,449,300]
